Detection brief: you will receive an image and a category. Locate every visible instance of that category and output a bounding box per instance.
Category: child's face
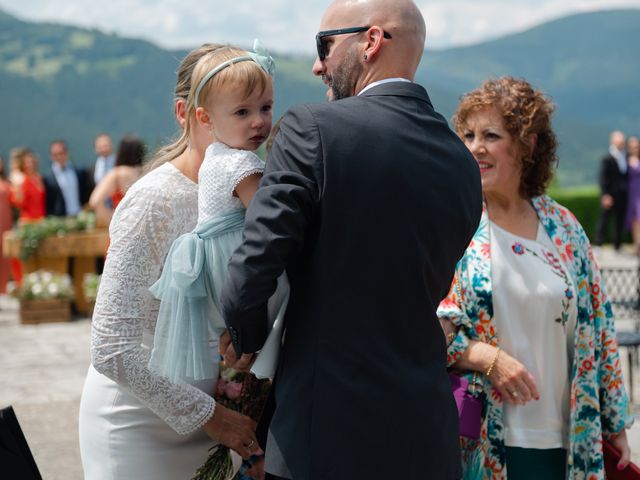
[208,80,274,151]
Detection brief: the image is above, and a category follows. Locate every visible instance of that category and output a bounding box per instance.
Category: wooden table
[2,229,109,315]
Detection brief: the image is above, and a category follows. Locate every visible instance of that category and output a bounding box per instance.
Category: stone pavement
[0,246,639,479]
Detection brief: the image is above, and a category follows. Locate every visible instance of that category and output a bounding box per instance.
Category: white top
[609,145,628,174]
[490,221,577,449]
[357,77,412,96]
[90,162,215,435]
[197,142,264,225]
[52,162,81,215]
[94,154,115,183]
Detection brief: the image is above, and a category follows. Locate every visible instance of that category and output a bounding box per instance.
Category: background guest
[9,147,46,223]
[89,134,145,226]
[440,76,632,479]
[595,130,628,250]
[44,139,94,217]
[0,156,13,293]
[625,135,640,255]
[93,133,115,185]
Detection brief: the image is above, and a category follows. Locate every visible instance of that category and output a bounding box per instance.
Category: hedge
[548,186,631,244]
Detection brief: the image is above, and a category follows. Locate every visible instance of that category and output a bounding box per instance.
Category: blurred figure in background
[4,147,46,286]
[625,135,640,255]
[0,156,12,293]
[89,135,145,226]
[595,130,628,250]
[9,147,46,223]
[93,133,115,185]
[44,139,94,217]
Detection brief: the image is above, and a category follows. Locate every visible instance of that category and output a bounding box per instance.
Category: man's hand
[203,404,263,460]
[219,330,256,371]
[602,194,614,209]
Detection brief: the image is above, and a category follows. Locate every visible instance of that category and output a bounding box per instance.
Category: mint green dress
[148,142,286,384]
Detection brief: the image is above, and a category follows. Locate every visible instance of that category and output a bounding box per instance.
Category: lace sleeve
[90,181,216,435]
[226,149,264,195]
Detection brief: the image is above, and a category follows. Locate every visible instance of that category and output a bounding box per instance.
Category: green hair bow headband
[194,39,275,109]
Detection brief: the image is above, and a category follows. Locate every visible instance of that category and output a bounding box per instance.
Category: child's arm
[234,173,262,208]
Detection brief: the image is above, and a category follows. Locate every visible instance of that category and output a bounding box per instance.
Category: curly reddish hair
[453,76,558,199]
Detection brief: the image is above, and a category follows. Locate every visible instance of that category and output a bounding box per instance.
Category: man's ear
[363,26,385,62]
[195,107,213,131]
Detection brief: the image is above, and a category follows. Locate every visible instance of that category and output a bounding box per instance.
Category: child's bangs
[211,61,270,99]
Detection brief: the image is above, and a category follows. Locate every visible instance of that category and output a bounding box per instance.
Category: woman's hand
[489,349,540,406]
[203,404,263,460]
[609,430,631,471]
[454,340,539,406]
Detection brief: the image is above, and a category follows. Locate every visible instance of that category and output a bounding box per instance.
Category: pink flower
[511,243,525,255]
[223,381,243,400]
[215,379,227,397]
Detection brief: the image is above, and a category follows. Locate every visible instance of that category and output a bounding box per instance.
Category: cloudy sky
[2,0,640,53]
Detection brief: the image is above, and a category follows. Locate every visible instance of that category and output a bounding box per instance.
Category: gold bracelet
[485,347,501,377]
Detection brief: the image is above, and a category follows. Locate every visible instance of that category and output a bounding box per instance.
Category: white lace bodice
[90,162,215,435]
[197,142,264,225]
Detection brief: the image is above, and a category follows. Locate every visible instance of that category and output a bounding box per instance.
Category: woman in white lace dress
[78,44,260,480]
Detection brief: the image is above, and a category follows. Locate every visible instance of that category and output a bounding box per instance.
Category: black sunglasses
[315,26,392,61]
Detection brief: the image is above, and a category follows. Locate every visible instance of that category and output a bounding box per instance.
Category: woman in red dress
[10,147,46,222]
[8,147,46,284]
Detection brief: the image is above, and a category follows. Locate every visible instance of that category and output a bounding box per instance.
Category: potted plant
[82,273,101,319]
[9,270,75,324]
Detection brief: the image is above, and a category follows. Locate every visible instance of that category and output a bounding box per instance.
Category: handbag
[448,373,482,439]
[603,439,640,480]
[0,405,42,480]
[447,275,483,440]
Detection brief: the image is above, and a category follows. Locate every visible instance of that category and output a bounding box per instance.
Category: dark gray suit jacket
[221,82,482,480]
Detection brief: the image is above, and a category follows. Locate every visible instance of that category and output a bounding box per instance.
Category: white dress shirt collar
[357,78,412,96]
[609,145,627,174]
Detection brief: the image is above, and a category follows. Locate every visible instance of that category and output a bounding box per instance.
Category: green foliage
[82,273,101,302]
[16,211,96,260]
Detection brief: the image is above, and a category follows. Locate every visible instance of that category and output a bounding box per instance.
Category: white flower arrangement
[8,270,75,301]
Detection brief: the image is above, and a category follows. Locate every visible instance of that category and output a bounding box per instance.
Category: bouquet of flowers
[192,363,271,480]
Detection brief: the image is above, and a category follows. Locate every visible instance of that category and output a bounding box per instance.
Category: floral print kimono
[438,195,633,480]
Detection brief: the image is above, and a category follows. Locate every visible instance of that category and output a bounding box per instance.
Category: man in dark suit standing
[595,130,628,250]
[220,1,482,478]
[45,140,94,217]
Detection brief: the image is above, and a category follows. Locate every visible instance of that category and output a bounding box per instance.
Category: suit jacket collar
[358,81,433,107]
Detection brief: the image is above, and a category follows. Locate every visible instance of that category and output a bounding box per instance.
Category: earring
[363,54,368,61]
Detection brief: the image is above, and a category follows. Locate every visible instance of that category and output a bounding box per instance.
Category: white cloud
[1,0,639,53]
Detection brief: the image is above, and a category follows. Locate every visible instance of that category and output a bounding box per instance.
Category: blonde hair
[10,146,39,173]
[147,44,271,172]
[146,43,223,171]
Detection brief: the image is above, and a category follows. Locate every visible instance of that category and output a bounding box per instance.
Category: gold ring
[511,391,519,398]
[247,440,255,450]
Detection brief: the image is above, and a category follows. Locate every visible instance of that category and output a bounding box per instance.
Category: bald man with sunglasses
[221,1,482,479]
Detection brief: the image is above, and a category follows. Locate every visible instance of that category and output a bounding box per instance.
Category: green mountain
[0,8,325,170]
[1,8,639,186]
[416,9,640,185]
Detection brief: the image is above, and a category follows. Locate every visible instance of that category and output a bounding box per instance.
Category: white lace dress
[78,157,259,480]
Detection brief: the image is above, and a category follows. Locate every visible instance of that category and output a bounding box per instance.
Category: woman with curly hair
[439,76,632,479]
